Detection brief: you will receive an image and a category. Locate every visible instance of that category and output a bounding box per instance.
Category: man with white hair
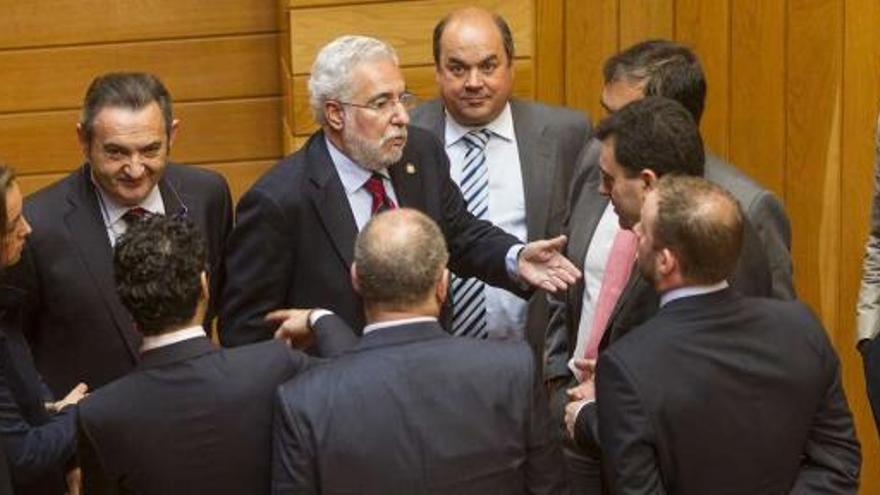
[220,35,580,344]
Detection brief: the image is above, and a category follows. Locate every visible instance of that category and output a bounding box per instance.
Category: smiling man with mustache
[221,35,581,345]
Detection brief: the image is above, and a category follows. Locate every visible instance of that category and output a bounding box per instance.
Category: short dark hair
[603,39,706,124]
[0,164,17,269]
[114,215,206,335]
[652,175,744,284]
[432,10,515,67]
[354,208,449,309]
[80,72,174,143]
[595,96,705,178]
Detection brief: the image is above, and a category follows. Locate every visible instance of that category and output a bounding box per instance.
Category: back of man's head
[354,208,449,312]
[653,175,743,285]
[80,72,174,142]
[114,215,207,335]
[604,39,706,124]
[596,96,705,178]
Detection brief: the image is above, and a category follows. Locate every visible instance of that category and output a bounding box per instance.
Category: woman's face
[3,182,31,266]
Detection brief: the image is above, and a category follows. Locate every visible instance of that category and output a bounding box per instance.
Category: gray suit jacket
[410,98,590,359]
[545,140,794,451]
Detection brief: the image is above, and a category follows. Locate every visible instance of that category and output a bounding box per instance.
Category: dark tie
[451,129,492,338]
[364,173,396,215]
[121,207,150,229]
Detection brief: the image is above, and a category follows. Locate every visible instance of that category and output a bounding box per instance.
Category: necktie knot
[364,173,396,215]
[462,129,491,151]
[122,207,150,227]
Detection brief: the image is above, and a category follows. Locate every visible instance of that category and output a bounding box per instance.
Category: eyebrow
[446,54,499,67]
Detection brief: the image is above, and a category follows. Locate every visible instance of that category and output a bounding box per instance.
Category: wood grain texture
[841,0,880,490]
[564,0,617,123]
[0,98,281,173]
[619,0,674,48]
[729,0,786,197]
[0,0,277,49]
[286,0,533,73]
[289,62,534,136]
[675,0,730,158]
[786,0,842,326]
[534,0,565,104]
[0,34,280,114]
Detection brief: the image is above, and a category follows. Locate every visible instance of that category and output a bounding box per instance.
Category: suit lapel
[511,101,553,240]
[388,144,427,212]
[64,165,140,360]
[599,263,643,350]
[157,166,186,217]
[306,133,359,268]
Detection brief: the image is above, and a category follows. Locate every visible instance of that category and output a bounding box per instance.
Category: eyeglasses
[334,92,417,117]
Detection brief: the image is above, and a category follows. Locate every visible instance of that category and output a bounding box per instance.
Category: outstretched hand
[517,235,581,293]
[266,309,315,349]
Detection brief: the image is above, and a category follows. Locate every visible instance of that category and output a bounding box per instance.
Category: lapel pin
[405,162,416,175]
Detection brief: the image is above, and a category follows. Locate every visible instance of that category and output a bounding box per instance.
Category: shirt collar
[325,136,390,195]
[363,316,438,335]
[444,102,514,148]
[96,181,165,227]
[140,325,207,353]
[659,280,729,308]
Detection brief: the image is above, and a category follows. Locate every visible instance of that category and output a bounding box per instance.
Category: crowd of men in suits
[0,5,866,494]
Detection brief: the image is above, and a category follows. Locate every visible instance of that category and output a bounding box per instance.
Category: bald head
[432,7,514,67]
[353,208,449,312]
[645,175,743,285]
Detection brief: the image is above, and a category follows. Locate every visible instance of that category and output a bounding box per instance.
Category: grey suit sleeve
[789,340,860,493]
[596,352,667,495]
[857,114,880,342]
[272,387,318,495]
[747,191,796,300]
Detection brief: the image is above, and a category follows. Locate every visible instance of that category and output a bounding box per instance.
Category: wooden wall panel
[675,0,730,157]
[564,0,617,123]
[0,35,279,113]
[287,0,533,74]
[729,0,786,196]
[534,0,565,104]
[0,0,277,49]
[618,0,674,48]
[0,98,281,174]
[842,0,880,487]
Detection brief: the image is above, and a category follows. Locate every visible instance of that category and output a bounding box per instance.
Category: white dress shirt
[140,325,207,352]
[568,203,619,379]
[445,103,528,340]
[95,183,165,246]
[660,280,729,307]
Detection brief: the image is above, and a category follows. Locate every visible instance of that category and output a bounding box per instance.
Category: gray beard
[342,127,405,171]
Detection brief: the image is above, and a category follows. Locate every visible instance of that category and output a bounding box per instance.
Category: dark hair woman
[0,164,88,494]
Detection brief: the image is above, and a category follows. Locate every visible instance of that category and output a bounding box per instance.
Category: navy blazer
[0,285,75,494]
[220,127,523,346]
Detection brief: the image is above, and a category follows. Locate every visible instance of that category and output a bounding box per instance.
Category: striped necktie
[451,129,492,338]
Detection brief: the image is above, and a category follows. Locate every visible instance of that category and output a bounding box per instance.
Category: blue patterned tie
[451,129,492,338]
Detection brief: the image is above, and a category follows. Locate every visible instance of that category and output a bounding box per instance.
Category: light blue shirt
[445,103,528,340]
[660,280,730,307]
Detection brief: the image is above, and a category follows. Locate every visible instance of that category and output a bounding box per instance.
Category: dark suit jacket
[593,289,861,494]
[220,127,523,345]
[410,98,590,360]
[544,142,789,431]
[77,321,357,495]
[273,318,568,495]
[9,163,232,396]
[0,286,75,495]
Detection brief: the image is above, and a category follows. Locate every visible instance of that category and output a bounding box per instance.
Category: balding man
[580,175,860,494]
[221,35,579,346]
[272,208,568,495]
[411,7,589,356]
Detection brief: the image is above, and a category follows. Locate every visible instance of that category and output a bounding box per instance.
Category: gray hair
[308,35,400,125]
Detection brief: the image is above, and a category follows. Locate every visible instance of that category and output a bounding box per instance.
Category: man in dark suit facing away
[220,35,580,346]
[568,175,860,494]
[77,215,356,494]
[272,208,568,495]
[7,72,233,396]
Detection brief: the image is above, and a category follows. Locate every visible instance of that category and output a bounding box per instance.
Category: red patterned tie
[364,173,397,215]
[584,228,638,359]
[121,207,150,228]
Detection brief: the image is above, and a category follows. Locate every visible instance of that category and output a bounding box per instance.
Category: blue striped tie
[452,129,492,338]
